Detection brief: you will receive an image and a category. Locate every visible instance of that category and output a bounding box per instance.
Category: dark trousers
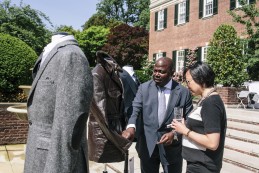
[140,146,182,173]
[186,161,219,173]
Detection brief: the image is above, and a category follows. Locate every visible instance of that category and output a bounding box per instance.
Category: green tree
[207,24,248,87]
[55,25,79,36]
[82,13,122,30]
[0,33,37,94]
[76,26,110,66]
[102,23,149,69]
[96,0,150,29]
[0,0,52,55]
[228,0,259,80]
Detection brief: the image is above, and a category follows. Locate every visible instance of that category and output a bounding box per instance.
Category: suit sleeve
[44,47,93,173]
[127,84,143,126]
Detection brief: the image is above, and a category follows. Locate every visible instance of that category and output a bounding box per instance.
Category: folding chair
[252,94,259,109]
[236,91,250,109]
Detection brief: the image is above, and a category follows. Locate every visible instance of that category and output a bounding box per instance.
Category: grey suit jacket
[128,79,193,164]
[24,40,93,173]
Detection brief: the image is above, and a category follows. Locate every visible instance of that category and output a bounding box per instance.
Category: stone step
[227,108,259,123]
[225,137,259,157]
[227,121,259,135]
[223,148,259,172]
[221,162,254,173]
[226,128,259,145]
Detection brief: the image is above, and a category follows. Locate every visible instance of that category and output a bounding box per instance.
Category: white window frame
[236,0,249,8]
[157,10,164,30]
[178,1,186,24]
[202,46,209,62]
[176,50,185,72]
[156,52,163,60]
[203,0,213,17]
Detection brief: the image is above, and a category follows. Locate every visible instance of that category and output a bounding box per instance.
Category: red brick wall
[216,87,247,105]
[149,1,257,60]
[0,104,28,145]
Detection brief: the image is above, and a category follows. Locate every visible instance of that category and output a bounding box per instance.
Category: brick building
[149,0,257,72]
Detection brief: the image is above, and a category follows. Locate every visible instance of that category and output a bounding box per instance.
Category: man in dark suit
[122,57,193,173]
[120,65,140,125]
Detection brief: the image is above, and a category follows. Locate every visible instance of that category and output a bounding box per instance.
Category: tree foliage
[96,0,150,29]
[228,0,259,80]
[0,0,52,55]
[0,33,37,94]
[55,25,79,36]
[102,23,149,69]
[207,24,248,87]
[76,26,110,66]
[82,13,122,30]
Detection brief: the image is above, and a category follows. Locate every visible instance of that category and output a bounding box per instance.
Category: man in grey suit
[24,33,93,173]
[122,57,193,173]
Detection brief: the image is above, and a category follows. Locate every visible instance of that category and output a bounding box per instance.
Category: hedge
[0,33,37,94]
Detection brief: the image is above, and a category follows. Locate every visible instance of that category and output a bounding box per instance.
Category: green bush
[207,24,248,87]
[0,33,37,94]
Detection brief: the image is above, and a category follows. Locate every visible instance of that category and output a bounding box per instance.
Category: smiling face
[153,58,173,87]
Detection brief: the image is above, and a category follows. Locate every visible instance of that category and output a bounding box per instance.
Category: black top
[182,95,227,172]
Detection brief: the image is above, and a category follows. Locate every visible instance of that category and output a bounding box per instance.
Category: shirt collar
[163,79,172,90]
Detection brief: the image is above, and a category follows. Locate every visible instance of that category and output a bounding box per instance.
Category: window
[158,10,164,30]
[204,0,213,17]
[153,52,166,61]
[202,46,209,62]
[179,2,186,24]
[156,52,163,60]
[155,9,167,31]
[176,50,185,72]
[199,0,218,19]
[230,0,255,10]
[175,0,190,26]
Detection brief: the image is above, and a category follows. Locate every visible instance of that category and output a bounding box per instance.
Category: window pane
[158,10,164,30]
[178,2,186,24]
[202,47,208,62]
[156,52,163,60]
[176,50,185,72]
[204,0,213,16]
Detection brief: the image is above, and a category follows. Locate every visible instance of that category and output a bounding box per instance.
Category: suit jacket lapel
[163,80,181,124]
[28,40,78,103]
[126,74,138,94]
[149,81,159,128]
[32,53,43,79]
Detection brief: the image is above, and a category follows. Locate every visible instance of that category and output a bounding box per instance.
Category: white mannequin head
[123,65,134,76]
[51,32,69,42]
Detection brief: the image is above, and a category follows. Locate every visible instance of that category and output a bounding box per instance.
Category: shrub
[207,24,248,87]
[0,33,37,94]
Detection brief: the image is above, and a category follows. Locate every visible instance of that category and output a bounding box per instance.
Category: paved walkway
[0,107,258,173]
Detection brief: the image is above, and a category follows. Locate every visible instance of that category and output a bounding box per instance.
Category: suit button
[28,120,32,125]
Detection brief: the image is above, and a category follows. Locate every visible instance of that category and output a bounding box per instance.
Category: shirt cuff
[126,124,136,129]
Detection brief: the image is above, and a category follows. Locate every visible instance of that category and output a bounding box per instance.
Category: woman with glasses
[171,61,227,173]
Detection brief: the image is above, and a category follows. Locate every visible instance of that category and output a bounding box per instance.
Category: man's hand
[122,127,135,141]
[157,131,174,146]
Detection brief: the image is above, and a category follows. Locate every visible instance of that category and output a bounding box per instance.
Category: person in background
[172,61,227,173]
[122,57,193,173]
[24,32,93,173]
[119,65,140,131]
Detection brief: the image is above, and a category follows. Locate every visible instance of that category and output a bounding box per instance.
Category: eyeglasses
[185,79,193,85]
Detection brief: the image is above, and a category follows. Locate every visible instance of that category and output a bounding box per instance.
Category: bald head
[153,57,174,87]
[155,57,173,72]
